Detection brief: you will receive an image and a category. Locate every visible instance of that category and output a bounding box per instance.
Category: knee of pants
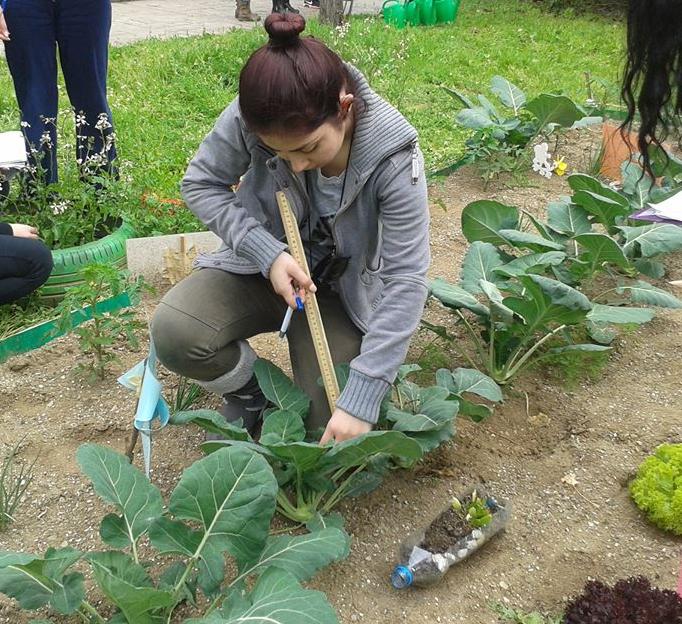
[31,241,53,287]
[150,302,226,379]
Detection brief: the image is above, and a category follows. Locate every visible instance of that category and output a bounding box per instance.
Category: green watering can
[434,0,459,23]
[382,0,406,29]
[404,0,419,26]
[417,0,436,25]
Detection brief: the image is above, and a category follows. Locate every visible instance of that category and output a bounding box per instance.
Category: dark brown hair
[621,0,682,176]
[239,13,356,135]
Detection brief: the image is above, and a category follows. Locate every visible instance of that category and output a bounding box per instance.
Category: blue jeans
[3,0,116,184]
[0,234,53,304]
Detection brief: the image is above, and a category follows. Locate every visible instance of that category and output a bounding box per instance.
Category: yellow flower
[554,157,568,176]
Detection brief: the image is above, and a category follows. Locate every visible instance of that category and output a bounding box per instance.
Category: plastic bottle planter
[384,0,459,28]
[391,484,511,588]
[41,220,136,304]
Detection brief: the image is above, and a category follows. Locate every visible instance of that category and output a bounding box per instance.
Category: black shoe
[304,0,319,7]
[206,375,268,440]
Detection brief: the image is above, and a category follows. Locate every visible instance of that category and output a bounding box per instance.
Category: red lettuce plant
[563,576,682,624]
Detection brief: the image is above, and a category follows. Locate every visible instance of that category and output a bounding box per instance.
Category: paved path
[110,0,381,46]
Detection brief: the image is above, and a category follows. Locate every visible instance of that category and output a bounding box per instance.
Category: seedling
[0,438,35,531]
[56,263,149,380]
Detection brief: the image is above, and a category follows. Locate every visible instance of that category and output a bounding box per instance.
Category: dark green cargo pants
[151,268,363,431]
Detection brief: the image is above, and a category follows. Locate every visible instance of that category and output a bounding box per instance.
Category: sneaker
[304,0,320,8]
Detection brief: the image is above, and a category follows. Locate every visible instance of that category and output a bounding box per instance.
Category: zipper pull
[411,142,419,185]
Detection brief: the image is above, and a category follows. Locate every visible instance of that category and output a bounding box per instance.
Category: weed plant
[0,438,35,531]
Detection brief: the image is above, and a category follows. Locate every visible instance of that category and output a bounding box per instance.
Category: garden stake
[275,191,340,413]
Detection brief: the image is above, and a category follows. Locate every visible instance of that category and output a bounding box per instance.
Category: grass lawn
[0,0,624,236]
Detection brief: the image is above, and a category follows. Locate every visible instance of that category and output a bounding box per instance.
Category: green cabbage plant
[0,443,349,623]
[630,443,682,535]
[174,360,500,524]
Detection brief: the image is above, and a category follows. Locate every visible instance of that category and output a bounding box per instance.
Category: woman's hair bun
[264,13,306,46]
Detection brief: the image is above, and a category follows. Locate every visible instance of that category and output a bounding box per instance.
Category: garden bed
[1,152,680,623]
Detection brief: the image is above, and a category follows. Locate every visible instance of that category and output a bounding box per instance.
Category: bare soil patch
[1,129,680,623]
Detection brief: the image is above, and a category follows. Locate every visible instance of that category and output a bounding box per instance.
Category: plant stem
[456,310,487,365]
[79,600,106,623]
[320,462,368,515]
[505,324,567,379]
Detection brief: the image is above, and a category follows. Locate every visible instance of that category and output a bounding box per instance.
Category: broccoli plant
[630,443,682,535]
[173,360,500,524]
[0,443,349,623]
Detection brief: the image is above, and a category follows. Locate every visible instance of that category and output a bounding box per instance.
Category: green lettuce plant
[0,443,349,623]
[630,443,682,535]
[174,360,500,524]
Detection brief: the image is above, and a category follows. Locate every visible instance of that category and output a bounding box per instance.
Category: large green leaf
[493,252,566,278]
[88,551,173,624]
[430,278,490,316]
[0,549,85,614]
[525,93,584,128]
[217,569,339,624]
[76,444,163,550]
[490,76,526,114]
[617,281,682,308]
[479,280,518,323]
[633,258,666,279]
[436,368,503,402]
[263,442,327,473]
[169,446,278,567]
[497,229,565,252]
[322,431,422,468]
[237,528,349,584]
[441,85,475,108]
[547,201,592,236]
[407,422,456,453]
[148,517,201,556]
[567,174,630,208]
[461,200,519,245]
[506,275,591,328]
[259,410,306,445]
[587,304,655,325]
[621,161,654,209]
[459,242,506,294]
[572,190,630,229]
[386,396,458,432]
[171,410,251,441]
[619,223,682,258]
[455,107,495,129]
[574,233,631,269]
[253,359,310,416]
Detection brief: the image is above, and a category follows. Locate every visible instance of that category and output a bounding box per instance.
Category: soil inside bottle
[420,494,481,553]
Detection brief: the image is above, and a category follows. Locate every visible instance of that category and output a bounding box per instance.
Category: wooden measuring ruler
[275,191,340,414]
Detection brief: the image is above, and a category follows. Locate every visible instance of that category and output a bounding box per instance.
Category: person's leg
[55,0,116,175]
[286,287,363,434]
[151,269,285,427]
[235,0,260,22]
[0,236,54,305]
[3,0,59,184]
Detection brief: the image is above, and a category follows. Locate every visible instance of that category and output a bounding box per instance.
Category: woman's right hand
[0,11,10,42]
[11,224,39,239]
[269,252,316,308]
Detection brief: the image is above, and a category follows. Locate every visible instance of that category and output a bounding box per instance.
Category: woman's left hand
[320,408,372,445]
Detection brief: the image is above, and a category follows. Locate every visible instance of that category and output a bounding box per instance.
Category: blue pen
[295,295,304,311]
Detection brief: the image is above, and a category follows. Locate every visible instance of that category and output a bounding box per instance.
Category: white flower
[20,121,30,128]
[95,113,112,131]
[50,201,69,215]
[75,113,88,127]
[40,132,53,148]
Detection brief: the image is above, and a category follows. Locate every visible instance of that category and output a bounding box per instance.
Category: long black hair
[621,0,682,176]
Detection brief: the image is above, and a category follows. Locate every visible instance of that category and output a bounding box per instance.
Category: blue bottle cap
[390,565,414,589]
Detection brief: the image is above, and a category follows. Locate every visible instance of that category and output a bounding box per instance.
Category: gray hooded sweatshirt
[181,66,430,425]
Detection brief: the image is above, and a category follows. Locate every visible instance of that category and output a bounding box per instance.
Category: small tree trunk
[320,0,344,26]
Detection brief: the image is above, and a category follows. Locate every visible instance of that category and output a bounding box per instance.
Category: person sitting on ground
[0,222,53,305]
[622,0,682,177]
[151,13,430,444]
